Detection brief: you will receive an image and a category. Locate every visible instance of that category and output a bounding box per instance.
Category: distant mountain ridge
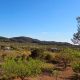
[0,36,72,46]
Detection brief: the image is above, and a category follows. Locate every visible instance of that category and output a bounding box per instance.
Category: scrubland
[0,42,80,80]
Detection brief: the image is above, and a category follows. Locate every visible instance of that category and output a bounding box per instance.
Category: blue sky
[0,0,80,43]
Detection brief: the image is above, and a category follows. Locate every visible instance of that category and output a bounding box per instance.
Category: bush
[2,59,28,79]
[30,48,44,58]
[1,58,42,80]
[72,61,80,73]
[45,53,53,62]
[27,58,42,76]
[40,62,55,74]
[51,70,60,80]
[71,61,80,79]
[55,52,73,69]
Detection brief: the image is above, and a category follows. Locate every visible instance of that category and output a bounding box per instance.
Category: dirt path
[14,67,74,80]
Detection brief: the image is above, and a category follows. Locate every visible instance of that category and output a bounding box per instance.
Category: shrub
[55,52,73,69]
[40,62,55,74]
[71,61,80,79]
[45,53,53,62]
[1,58,42,80]
[52,70,60,80]
[30,48,44,58]
[2,59,18,80]
[27,58,42,76]
[71,61,80,73]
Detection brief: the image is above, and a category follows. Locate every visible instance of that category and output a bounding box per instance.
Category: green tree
[72,17,80,45]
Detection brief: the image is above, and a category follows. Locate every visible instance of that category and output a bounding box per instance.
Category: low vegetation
[0,37,80,80]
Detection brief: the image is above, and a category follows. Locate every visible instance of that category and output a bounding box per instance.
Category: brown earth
[14,67,75,80]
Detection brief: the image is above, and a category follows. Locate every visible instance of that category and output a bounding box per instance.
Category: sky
[0,0,80,43]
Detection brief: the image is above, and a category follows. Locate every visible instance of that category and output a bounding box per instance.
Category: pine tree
[72,17,80,45]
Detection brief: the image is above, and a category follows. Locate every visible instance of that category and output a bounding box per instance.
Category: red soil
[14,67,74,80]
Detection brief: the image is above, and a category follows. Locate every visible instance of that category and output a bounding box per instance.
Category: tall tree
[72,17,80,45]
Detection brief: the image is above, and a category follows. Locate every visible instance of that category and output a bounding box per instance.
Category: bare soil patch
[14,67,74,80]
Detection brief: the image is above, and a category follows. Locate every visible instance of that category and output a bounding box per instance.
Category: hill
[0,36,72,46]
